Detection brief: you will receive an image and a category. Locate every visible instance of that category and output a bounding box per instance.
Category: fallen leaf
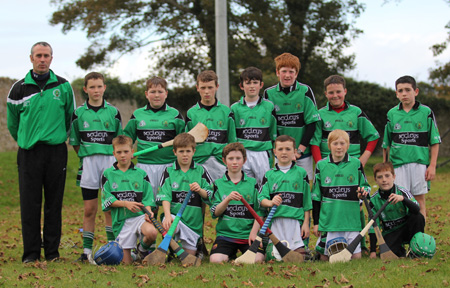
[340,274,349,283]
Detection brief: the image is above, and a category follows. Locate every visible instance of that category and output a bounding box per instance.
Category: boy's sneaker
[135,243,150,261]
[74,253,97,265]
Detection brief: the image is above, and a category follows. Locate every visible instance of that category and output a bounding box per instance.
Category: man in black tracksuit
[7,42,75,263]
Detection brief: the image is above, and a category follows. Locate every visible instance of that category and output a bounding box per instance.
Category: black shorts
[82,188,99,201]
[210,237,264,259]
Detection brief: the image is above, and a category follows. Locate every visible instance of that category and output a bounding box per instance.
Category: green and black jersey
[69,100,122,158]
[230,96,277,152]
[101,162,155,237]
[311,101,379,158]
[210,172,263,239]
[124,103,185,165]
[382,102,441,168]
[156,161,213,236]
[7,69,75,149]
[263,81,320,153]
[258,162,312,223]
[312,154,370,232]
[186,99,236,164]
[369,185,419,236]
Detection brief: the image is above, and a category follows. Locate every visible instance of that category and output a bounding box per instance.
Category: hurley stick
[141,206,201,266]
[363,198,398,260]
[133,123,208,157]
[240,198,303,263]
[329,199,390,264]
[235,205,278,264]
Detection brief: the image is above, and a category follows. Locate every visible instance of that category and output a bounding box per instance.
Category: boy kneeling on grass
[368,162,425,258]
[209,142,265,263]
[101,135,158,264]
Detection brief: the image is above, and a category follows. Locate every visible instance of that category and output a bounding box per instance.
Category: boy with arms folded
[124,76,185,200]
[209,142,265,263]
[258,135,312,255]
[101,135,158,264]
[156,133,213,255]
[312,130,369,261]
[231,67,277,184]
[368,162,425,258]
[383,76,440,220]
[264,53,320,180]
[69,72,122,263]
[186,70,236,181]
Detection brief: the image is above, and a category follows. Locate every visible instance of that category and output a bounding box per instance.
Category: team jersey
[101,162,155,237]
[311,101,379,158]
[312,154,370,232]
[210,172,264,239]
[258,162,312,222]
[7,69,75,149]
[69,100,122,158]
[156,161,213,236]
[263,81,320,153]
[382,101,441,168]
[186,99,236,164]
[124,103,185,165]
[369,184,419,236]
[230,96,277,152]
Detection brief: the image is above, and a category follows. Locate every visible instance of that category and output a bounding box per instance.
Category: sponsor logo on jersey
[325,121,332,128]
[260,117,266,125]
[416,122,423,129]
[162,120,169,127]
[246,194,251,201]
[274,105,280,112]
[81,131,114,144]
[104,121,110,128]
[347,175,355,183]
[240,119,245,126]
[325,177,332,184]
[83,121,89,128]
[224,204,253,219]
[394,123,401,130]
[206,129,228,143]
[139,120,146,127]
[272,183,278,191]
[172,182,179,189]
[292,182,299,190]
[237,127,268,141]
[133,182,140,189]
[276,113,304,127]
[295,103,302,110]
[24,100,30,107]
[173,191,202,207]
[112,182,118,189]
[112,191,142,202]
[323,186,358,201]
[277,191,303,208]
[347,120,354,128]
[217,120,224,127]
[53,89,61,100]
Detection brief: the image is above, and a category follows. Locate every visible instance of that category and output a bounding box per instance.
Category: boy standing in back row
[382,76,441,221]
[264,53,320,180]
[231,67,277,184]
[69,72,122,263]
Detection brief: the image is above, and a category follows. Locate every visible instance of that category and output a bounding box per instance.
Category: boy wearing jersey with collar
[264,53,320,180]
[312,129,369,261]
[368,162,425,258]
[69,72,122,263]
[258,135,312,256]
[311,75,379,167]
[231,67,277,184]
[156,133,213,255]
[186,70,236,181]
[124,76,185,201]
[383,76,441,221]
[209,142,265,263]
[101,135,158,264]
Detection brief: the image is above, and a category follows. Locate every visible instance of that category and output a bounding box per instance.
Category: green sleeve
[210,184,222,219]
[270,107,278,141]
[65,83,75,133]
[302,174,313,211]
[6,101,19,142]
[69,111,80,146]
[310,120,323,146]
[428,110,441,145]
[382,113,392,149]
[303,91,320,125]
[258,177,271,203]
[123,116,137,142]
[115,110,123,137]
[311,165,322,202]
[101,174,117,212]
[358,112,380,142]
[156,171,172,206]
[142,174,156,208]
[227,112,237,143]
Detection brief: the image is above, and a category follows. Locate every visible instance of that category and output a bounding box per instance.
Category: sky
[0,0,449,89]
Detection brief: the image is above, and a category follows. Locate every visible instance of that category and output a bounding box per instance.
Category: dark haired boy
[230,67,277,184]
[69,72,122,263]
[186,70,236,181]
[368,162,425,258]
[209,142,265,263]
[156,133,213,255]
[382,75,441,220]
[101,135,158,264]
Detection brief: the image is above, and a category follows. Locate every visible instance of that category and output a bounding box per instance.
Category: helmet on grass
[408,232,436,259]
[326,237,348,256]
[94,241,123,265]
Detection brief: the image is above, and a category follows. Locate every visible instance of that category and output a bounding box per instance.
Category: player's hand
[313,225,320,237]
[227,191,242,202]
[189,182,201,193]
[272,194,282,206]
[388,193,404,204]
[301,222,310,239]
[162,215,173,231]
[124,201,144,213]
[370,252,377,259]
[425,165,436,181]
[357,187,368,199]
[144,207,154,222]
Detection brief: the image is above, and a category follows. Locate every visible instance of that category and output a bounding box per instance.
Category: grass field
[0,150,449,287]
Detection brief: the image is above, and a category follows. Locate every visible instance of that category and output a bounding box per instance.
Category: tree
[50,0,364,96]
[429,19,450,98]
